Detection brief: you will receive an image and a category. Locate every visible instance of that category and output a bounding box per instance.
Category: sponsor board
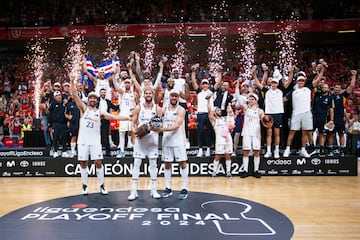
[0,156,357,177]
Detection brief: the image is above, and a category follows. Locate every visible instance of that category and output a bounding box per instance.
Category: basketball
[262,115,274,128]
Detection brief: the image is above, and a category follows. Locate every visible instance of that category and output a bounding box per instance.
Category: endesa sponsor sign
[0,155,357,177]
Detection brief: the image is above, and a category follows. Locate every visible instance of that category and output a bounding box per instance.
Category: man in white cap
[152,89,189,200]
[283,65,324,158]
[190,65,214,157]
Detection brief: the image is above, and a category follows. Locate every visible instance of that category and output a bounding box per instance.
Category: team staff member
[70,79,129,195]
[48,90,69,158]
[328,70,357,156]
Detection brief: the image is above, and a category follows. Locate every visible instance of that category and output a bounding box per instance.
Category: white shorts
[242,135,261,150]
[162,146,188,162]
[133,136,159,159]
[290,111,313,131]
[119,120,131,132]
[77,144,103,161]
[215,143,233,154]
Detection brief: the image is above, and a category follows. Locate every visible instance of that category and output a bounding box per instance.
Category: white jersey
[173,78,186,103]
[265,88,284,114]
[95,78,111,100]
[136,103,158,145]
[163,88,171,108]
[292,87,312,114]
[242,107,261,137]
[77,108,101,145]
[214,117,233,145]
[119,89,136,116]
[163,105,186,147]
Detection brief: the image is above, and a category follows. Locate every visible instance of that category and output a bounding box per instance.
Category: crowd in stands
[0,45,359,157]
[0,0,359,27]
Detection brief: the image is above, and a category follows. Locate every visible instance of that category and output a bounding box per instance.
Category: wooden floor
[0,164,359,240]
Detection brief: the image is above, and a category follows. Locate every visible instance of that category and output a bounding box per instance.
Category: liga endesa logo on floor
[0,191,294,240]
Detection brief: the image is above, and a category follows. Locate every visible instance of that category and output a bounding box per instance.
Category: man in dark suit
[213,80,233,116]
[98,88,119,156]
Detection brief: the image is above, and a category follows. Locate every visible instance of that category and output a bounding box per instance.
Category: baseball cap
[88,91,99,98]
[54,82,61,87]
[201,79,209,84]
[63,82,70,87]
[123,78,131,83]
[169,89,180,96]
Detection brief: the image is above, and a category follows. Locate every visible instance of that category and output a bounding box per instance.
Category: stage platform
[0,147,357,177]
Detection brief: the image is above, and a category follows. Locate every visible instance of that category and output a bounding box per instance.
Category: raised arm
[70,77,86,113]
[346,70,357,94]
[190,65,199,91]
[82,55,97,87]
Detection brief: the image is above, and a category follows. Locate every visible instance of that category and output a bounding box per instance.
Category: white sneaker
[128,190,138,201]
[100,184,108,195]
[150,189,161,199]
[205,148,211,157]
[110,142,117,148]
[62,152,70,158]
[53,152,59,158]
[283,148,290,157]
[196,149,203,157]
[185,140,190,149]
[71,151,77,157]
[300,149,310,158]
[264,151,272,158]
[274,149,280,159]
[127,142,133,149]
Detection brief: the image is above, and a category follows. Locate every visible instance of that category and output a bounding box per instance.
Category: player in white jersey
[70,79,129,195]
[208,99,235,178]
[238,93,266,178]
[82,59,112,100]
[127,87,163,201]
[114,78,137,157]
[151,89,189,200]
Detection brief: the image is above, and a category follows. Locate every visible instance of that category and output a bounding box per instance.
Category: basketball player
[127,87,162,201]
[70,79,129,195]
[238,93,266,178]
[114,77,137,158]
[207,98,235,178]
[152,89,189,200]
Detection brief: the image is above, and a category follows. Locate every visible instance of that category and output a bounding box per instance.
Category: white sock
[131,179,138,191]
[80,167,88,185]
[149,158,158,189]
[119,132,126,151]
[96,165,104,186]
[132,158,142,179]
[71,142,76,153]
[275,145,279,151]
[254,156,260,172]
[286,146,290,151]
[164,168,171,189]
[108,135,113,144]
[180,166,188,190]
[212,159,219,173]
[267,145,271,152]
[225,159,231,173]
[243,156,249,172]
